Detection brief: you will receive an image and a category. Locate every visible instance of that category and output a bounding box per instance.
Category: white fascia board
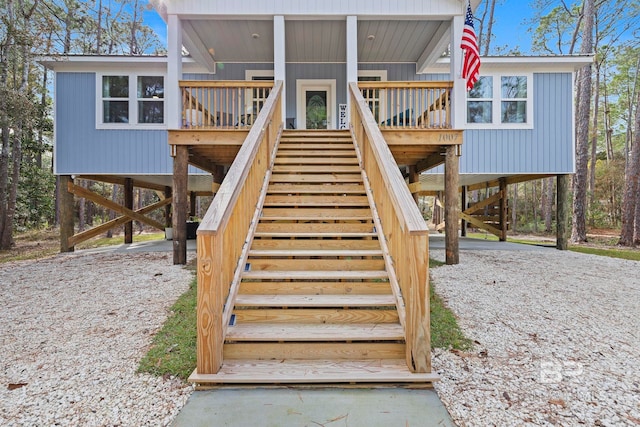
[37,56,210,74]
[157,0,464,17]
[421,55,594,74]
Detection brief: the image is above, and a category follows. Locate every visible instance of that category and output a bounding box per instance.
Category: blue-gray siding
[56,72,202,175]
[427,73,574,175]
[56,67,574,176]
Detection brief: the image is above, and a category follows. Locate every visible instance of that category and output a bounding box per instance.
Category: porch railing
[358,81,453,130]
[180,80,274,130]
[195,81,283,375]
[349,82,431,373]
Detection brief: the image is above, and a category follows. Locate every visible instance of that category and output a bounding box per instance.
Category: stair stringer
[350,129,407,332]
[219,131,282,337]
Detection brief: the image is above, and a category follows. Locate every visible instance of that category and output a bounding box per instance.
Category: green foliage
[137,276,197,381]
[429,261,473,351]
[16,161,56,231]
[570,245,640,261]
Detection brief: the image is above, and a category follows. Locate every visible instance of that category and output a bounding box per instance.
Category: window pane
[102,76,128,98]
[103,101,129,123]
[137,76,164,99]
[138,101,164,124]
[501,101,527,123]
[467,101,492,123]
[501,76,527,99]
[468,76,492,99]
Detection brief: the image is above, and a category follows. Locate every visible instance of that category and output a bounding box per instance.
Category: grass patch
[76,231,165,250]
[138,260,472,381]
[569,245,640,261]
[429,258,473,351]
[137,276,197,381]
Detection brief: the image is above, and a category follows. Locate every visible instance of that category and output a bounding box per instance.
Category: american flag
[461,2,481,91]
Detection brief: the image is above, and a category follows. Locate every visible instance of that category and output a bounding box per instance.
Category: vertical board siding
[56,72,172,175]
[427,72,574,175]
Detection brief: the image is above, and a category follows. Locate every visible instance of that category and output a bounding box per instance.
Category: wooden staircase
[190,130,438,385]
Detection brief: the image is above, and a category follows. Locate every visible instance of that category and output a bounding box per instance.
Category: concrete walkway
[171,388,455,427]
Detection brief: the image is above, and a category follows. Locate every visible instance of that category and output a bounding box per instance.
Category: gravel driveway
[0,252,194,426]
[1,245,638,426]
[430,248,640,426]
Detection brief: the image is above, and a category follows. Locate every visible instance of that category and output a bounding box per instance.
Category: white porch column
[274,15,286,126]
[449,14,466,129]
[346,16,358,125]
[167,14,183,130]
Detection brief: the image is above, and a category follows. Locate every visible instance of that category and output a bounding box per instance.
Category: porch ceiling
[182,18,450,65]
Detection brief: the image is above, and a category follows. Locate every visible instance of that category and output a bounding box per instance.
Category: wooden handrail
[349,82,431,374]
[195,81,283,375]
[357,80,452,129]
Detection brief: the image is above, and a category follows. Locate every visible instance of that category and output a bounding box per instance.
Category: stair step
[251,239,381,251]
[256,223,374,233]
[267,184,365,194]
[223,343,404,360]
[239,281,393,295]
[261,207,372,220]
[245,258,385,271]
[235,294,396,307]
[270,173,363,183]
[254,232,377,240]
[249,249,382,257]
[241,270,389,280]
[277,150,356,157]
[275,157,359,165]
[226,323,404,342]
[272,165,361,173]
[264,195,369,207]
[233,308,399,324]
[278,143,354,150]
[189,359,440,385]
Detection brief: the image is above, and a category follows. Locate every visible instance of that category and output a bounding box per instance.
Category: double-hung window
[98,73,165,129]
[466,73,532,129]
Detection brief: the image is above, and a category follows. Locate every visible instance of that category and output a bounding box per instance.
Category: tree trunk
[589,62,601,217]
[482,0,497,56]
[619,88,640,246]
[545,177,554,232]
[571,0,595,243]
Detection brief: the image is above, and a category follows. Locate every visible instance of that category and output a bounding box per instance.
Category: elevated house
[42,0,590,386]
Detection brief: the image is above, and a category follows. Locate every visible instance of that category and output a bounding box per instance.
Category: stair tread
[261,208,372,220]
[249,249,382,257]
[254,232,376,238]
[235,294,396,307]
[226,323,403,341]
[242,270,389,280]
[264,195,369,206]
[189,359,439,384]
[267,184,364,194]
[277,150,356,156]
[275,158,359,165]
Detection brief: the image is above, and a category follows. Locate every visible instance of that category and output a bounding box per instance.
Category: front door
[296,80,336,130]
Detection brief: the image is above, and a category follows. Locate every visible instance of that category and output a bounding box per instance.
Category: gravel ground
[0,252,194,426]
[429,249,640,426]
[1,246,638,426]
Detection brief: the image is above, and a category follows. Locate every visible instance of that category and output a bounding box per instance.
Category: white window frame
[465,72,533,130]
[96,72,167,130]
[244,70,275,118]
[358,70,388,123]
